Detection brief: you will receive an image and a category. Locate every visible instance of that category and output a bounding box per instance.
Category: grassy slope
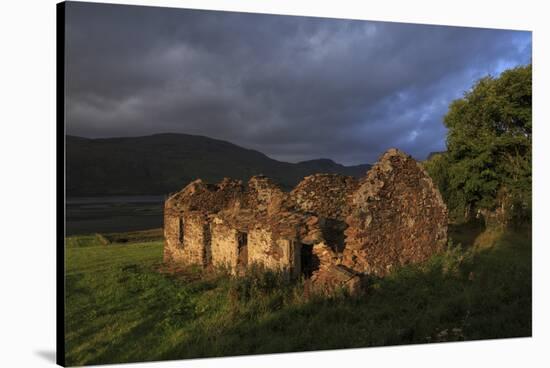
[65,227,531,366]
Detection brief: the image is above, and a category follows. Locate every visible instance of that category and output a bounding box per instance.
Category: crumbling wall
[163,148,449,295]
[163,178,244,266]
[297,242,361,296]
[245,175,288,216]
[342,148,448,276]
[290,174,358,220]
[290,174,358,252]
[166,178,245,214]
[248,228,276,267]
[210,216,239,271]
[163,206,181,264]
[248,229,298,274]
[163,210,209,266]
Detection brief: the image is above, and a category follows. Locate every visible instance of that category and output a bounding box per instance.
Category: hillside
[66,133,371,196]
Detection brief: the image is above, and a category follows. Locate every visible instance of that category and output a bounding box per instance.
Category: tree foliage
[425,64,531,226]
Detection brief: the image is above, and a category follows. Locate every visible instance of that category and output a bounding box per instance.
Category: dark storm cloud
[65,2,532,164]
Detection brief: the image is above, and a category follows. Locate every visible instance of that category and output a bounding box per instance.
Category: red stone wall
[290,174,358,221]
[342,149,448,276]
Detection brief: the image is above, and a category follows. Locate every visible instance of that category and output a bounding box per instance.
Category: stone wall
[342,149,448,276]
[245,175,288,216]
[166,178,245,214]
[290,174,358,252]
[290,174,358,221]
[248,228,299,274]
[210,216,239,271]
[163,207,181,264]
[163,147,449,294]
[164,177,244,266]
[163,210,209,266]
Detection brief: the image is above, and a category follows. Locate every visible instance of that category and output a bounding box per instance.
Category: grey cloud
[65,2,532,164]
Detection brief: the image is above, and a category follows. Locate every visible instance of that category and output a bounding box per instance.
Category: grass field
[65,224,532,366]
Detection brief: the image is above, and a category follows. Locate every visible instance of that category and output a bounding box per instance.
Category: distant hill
[66,133,371,196]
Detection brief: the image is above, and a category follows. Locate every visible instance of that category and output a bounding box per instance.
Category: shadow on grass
[86,315,169,365]
[65,229,531,365]
[448,219,485,249]
[158,230,531,361]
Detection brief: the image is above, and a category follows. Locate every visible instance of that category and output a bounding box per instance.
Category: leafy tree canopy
[425,64,531,226]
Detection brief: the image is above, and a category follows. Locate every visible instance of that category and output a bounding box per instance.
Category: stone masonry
[163,148,448,295]
[342,149,448,276]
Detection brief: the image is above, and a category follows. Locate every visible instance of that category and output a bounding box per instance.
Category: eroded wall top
[290,174,359,221]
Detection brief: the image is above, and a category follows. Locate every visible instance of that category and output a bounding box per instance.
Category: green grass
[65,226,532,366]
[65,228,163,248]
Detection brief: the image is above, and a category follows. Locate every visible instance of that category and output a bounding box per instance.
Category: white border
[1,0,548,367]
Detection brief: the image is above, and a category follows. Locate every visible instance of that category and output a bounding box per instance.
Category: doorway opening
[300,243,319,278]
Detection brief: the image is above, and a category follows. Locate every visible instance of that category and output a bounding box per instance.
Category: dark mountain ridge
[66,133,371,196]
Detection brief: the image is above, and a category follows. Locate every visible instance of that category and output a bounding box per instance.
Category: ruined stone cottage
[163,148,448,294]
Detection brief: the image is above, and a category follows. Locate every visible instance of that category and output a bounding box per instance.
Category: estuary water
[65,195,165,235]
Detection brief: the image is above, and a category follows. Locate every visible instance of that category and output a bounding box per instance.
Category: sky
[65,2,532,165]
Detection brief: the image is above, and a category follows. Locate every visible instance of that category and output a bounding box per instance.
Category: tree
[425,64,531,227]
